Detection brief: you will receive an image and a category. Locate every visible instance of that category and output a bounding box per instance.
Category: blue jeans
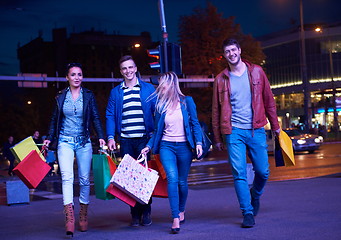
[58,135,93,205]
[225,127,269,215]
[160,141,193,219]
[120,136,152,218]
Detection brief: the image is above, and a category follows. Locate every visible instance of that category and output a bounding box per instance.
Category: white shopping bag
[110,154,159,204]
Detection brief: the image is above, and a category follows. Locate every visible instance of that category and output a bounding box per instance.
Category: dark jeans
[120,136,152,219]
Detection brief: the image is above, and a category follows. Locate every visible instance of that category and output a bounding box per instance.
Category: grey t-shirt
[230,69,252,129]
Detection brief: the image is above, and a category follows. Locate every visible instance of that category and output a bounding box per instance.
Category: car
[282,128,323,154]
[266,129,275,153]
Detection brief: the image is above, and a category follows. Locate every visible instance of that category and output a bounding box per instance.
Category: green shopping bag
[92,153,116,200]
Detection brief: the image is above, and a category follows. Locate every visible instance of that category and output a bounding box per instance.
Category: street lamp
[315,26,339,139]
[299,0,311,132]
[158,0,168,73]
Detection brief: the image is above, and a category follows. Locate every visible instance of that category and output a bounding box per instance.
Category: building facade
[17,28,158,78]
[260,22,341,134]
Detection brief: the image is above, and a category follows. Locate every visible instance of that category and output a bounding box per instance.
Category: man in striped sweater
[106,55,156,227]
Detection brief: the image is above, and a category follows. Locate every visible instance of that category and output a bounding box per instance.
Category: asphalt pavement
[1,167,341,240]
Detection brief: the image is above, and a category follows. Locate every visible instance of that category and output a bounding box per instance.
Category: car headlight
[314,138,321,143]
[318,136,324,142]
[297,139,306,144]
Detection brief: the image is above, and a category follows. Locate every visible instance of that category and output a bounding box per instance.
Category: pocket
[252,79,262,92]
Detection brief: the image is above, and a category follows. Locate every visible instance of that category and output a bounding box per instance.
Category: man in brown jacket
[212,38,280,228]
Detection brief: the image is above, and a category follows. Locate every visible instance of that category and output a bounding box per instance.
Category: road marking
[30,190,62,199]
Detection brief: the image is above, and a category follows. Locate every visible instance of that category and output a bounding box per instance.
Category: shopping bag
[45,150,56,163]
[153,154,166,180]
[110,154,159,204]
[92,154,116,200]
[149,160,168,198]
[10,136,46,162]
[275,130,295,167]
[106,184,136,207]
[5,180,30,205]
[13,150,51,189]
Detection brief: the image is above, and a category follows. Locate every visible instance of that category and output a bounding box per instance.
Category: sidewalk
[1,173,340,240]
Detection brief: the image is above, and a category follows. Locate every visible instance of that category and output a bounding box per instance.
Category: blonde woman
[141,72,203,234]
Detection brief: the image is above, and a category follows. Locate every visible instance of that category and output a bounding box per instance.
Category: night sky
[1,0,340,76]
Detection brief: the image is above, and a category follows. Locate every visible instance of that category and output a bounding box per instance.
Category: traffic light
[147,43,182,75]
[166,43,182,75]
[147,45,164,73]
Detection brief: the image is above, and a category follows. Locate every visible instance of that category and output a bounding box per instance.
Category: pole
[158,0,168,73]
[328,40,339,139]
[299,0,310,132]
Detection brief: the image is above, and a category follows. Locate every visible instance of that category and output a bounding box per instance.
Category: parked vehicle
[283,128,323,154]
[266,130,275,153]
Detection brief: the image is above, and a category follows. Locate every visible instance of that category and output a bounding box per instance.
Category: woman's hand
[215,142,225,151]
[141,147,150,155]
[196,144,203,158]
[43,140,51,147]
[99,139,106,148]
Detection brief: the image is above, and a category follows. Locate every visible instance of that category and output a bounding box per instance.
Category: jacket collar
[223,59,254,79]
[120,78,141,89]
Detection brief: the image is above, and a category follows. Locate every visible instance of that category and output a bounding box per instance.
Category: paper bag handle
[136,154,148,168]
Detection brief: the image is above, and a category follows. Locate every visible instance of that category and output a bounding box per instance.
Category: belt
[60,135,86,142]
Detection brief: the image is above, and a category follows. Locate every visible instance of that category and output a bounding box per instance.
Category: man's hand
[107,139,116,151]
[274,128,281,137]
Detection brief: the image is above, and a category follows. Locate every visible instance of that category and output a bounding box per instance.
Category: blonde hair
[152,72,185,114]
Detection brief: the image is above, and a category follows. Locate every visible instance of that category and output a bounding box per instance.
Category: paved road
[1,174,340,240]
[1,145,341,239]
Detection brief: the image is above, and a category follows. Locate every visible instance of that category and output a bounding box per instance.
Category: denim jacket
[106,79,156,139]
[146,96,202,154]
[46,87,105,147]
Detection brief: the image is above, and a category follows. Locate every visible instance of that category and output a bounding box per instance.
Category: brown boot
[79,203,88,232]
[64,203,75,237]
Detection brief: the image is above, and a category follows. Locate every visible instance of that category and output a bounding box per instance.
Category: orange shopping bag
[149,160,168,198]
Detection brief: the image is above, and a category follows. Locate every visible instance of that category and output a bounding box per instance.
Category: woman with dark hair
[43,63,105,236]
[141,72,203,234]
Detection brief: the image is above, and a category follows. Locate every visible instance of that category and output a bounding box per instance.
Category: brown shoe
[64,203,75,236]
[79,203,88,232]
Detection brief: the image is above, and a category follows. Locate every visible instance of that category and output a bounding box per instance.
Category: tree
[179,2,265,76]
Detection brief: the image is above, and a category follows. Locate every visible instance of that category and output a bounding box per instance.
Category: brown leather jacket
[212,60,280,144]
